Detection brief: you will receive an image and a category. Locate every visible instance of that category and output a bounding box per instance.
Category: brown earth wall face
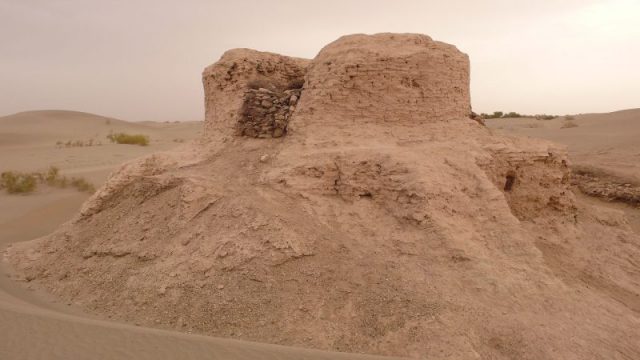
[203,34,470,141]
[294,34,470,129]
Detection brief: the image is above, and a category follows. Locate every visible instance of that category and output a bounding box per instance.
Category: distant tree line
[479,111,558,120]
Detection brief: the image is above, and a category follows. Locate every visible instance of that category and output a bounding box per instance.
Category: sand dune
[0,110,197,143]
[0,285,397,360]
[0,110,202,184]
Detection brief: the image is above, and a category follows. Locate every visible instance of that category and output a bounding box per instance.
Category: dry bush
[45,166,60,185]
[107,132,149,146]
[45,166,95,193]
[0,166,96,195]
[0,172,37,194]
[561,120,578,129]
[69,177,95,193]
[564,115,575,120]
[55,139,101,148]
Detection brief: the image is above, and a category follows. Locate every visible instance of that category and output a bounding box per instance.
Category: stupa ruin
[7,33,640,359]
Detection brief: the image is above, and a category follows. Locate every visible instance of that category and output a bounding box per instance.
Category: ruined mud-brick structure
[8,34,640,359]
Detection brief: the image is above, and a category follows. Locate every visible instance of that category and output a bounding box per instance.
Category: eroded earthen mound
[6,33,640,359]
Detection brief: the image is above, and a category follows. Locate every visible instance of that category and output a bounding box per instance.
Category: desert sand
[2,34,640,359]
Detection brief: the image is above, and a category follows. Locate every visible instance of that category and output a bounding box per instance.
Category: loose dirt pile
[6,34,640,359]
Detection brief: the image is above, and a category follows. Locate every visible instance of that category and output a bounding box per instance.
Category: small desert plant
[55,139,101,148]
[0,166,96,195]
[535,114,557,120]
[45,166,60,185]
[69,177,95,193]
[561,120,578,129]
[1,172,38,194]
[45,166,95,192]
[107,132,149,146]
[564,115,575,120]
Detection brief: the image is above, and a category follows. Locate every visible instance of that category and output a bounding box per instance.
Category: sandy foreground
[0,110,399,359]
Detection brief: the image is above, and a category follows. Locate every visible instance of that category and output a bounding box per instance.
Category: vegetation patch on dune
[0,172,37,194]
[55,139,102,148]
[107,132,149,146]
[0,166,95,194]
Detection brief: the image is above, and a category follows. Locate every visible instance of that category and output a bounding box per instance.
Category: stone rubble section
[6,33,640,360]
[573,169,640,206]
[201,49,308,140]
[238,87,302,138]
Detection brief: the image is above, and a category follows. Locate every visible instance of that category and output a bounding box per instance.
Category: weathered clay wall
[290,33,470,132]
[203,34,469,141]
[202,49,308,139]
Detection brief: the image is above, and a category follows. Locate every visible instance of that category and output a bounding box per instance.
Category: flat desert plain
[0,110,398,360]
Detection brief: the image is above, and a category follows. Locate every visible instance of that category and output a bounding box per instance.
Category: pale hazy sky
[1,0,638,121]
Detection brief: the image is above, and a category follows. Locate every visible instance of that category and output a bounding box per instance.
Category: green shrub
[107,132,149,146]
[69,177,95,193]
[45,166,60,185]
[0,166,95,195]
[0,172,37,194]
[56,139,101,148]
